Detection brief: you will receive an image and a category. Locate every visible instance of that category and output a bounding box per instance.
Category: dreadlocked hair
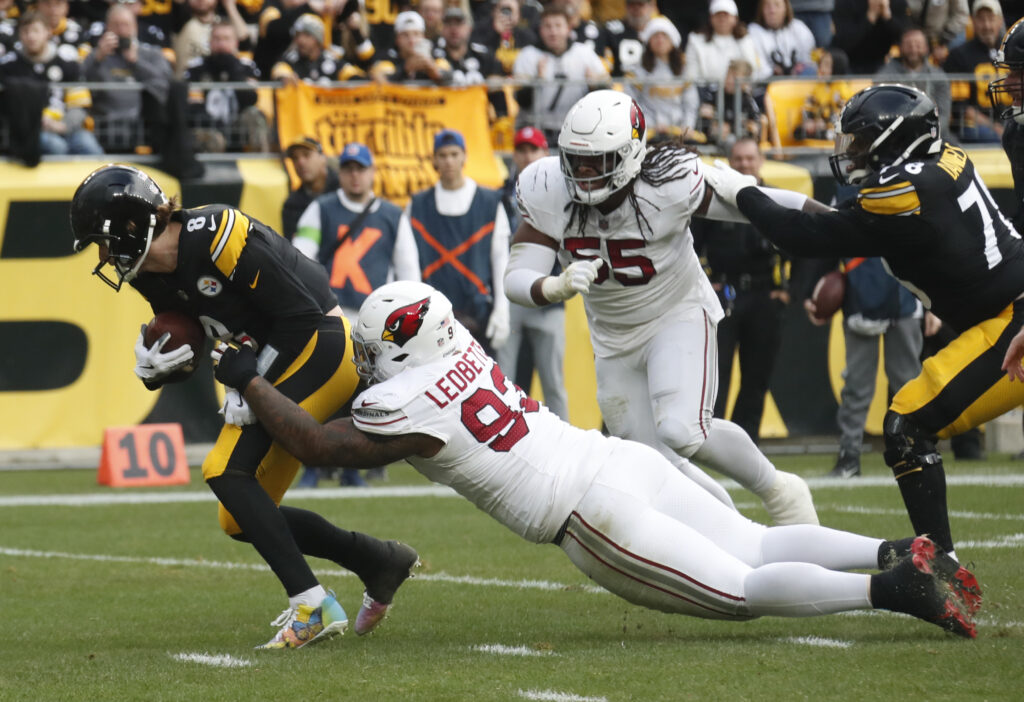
[564,136,699,239]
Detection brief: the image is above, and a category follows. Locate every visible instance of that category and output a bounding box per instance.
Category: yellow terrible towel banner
[275,82,504,204]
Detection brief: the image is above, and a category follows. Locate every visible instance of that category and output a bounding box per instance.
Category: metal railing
[0,73,1010,162]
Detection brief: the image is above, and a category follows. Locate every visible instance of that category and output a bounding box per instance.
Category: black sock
[869,565,925,617]
[894,463,953,553]
[279,505,392,582]
[207,472,318,597]
[877,536,917,570]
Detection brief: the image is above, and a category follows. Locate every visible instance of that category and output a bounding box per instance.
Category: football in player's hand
[145,311,204,370]
[811,271,846,321]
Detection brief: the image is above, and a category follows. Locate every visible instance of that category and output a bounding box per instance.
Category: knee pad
[655,416,706,458]
[882,410,941,477]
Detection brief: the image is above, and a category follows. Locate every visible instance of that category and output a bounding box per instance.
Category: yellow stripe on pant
[891,304,1024,438]
[203,316,359,535]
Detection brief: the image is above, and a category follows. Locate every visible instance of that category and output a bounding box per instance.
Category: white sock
[289,584,327,610]
[761,525,882,571]
[745,563,872,617]
[690,419,776,495]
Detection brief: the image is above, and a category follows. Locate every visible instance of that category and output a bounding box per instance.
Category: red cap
[514,126,548,149]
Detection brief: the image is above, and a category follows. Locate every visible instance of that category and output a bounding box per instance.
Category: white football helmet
[557,89,647,205]
[351,281,460,383]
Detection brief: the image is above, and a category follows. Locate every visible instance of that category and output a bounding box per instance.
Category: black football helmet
[70,164,169,290]
[829,84,941,186]
[989,18,1024,124]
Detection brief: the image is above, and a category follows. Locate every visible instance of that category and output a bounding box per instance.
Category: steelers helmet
[989,18,1024,124]
[70,164,169,290]
[829,84,940,185]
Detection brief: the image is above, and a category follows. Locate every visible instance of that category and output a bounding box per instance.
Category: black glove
[214,344,260,392]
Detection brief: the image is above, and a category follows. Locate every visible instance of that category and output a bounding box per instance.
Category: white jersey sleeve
[352,328,606,543]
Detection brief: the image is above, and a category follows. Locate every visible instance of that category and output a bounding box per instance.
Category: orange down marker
[97,423,191,487]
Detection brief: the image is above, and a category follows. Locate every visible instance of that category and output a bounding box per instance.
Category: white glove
[703,159,758,207]
[219,387,257,426]
[134,325,195,381]
[540,259,604,302]
[485,303,510,349]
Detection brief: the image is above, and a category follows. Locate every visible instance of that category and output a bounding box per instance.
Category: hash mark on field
[473,644,557,657]
[172,652,251,668]
[780,636,853,649]
[518,690,607,702]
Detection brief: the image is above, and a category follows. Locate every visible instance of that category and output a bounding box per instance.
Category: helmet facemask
[988,66,1024,124]
[559,148,629,205]
[87,212,159,291]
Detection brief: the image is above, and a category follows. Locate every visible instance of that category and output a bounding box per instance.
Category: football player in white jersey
[213,281,980,638]
[503,89,818,525]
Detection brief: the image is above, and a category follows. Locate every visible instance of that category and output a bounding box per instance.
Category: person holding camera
[369,10,451,84]
[469,0,538,75]
[81,1,172,153]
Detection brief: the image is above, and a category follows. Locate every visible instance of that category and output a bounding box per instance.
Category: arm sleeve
[735,187,889,258]
[392,211,422,281]
[490,203,511,311]
[292,200,322,257]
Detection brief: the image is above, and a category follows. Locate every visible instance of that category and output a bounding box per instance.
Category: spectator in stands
[605,0,660,77]
[512,4,609,143]
[292,141,419,488]
[184,19,269,153]
[790,0,833,48]
[282,135,335,240]
[905,0,968,66]
[83,0,170,53]
[944,0,1004,144]
[434,5,503,84]
[684,0,766,90]
[327,0,375,69]
[370,10,452,83]
[470,0,538,75]
[0,0,17,56]
[418,0,445,41]
[271,12,366,84]
[749,0,816,76]
[173,0,250,78]
[697,58,772,147]
[692,137,788,444]
[254,0,321,77]
[794,46,855,140]
[498,125,569,421]
[401,128,511,356]
[81,2,173,152]
[37,0,87,57]
[0,11,103,155]
[561,0,612,69]
[875,26,953,137]
[626,16,698,140]
[831,0,909,75]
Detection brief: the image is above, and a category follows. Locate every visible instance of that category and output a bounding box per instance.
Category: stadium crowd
[0,0,1020,159]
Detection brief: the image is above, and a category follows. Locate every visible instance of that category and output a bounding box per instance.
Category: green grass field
[1,453,1021,701]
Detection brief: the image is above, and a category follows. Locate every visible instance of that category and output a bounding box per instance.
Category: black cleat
[355,541,420,635]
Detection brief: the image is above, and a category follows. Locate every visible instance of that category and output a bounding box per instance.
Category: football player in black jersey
[989,16,1024,228]
[70,164,419,648]
[709,85,1024,583]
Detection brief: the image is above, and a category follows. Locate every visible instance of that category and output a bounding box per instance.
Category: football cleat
[874,536,977,639]
[908,537,983,617]
[355,541,421,636]
[256,590,348,650]
[761,470,819,525]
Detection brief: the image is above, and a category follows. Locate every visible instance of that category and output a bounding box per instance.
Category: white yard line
[518,690,607,702]
[171,652,252,668]
[779,636,854,649]
[1,472,1022,508]
[473,644,557,657]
